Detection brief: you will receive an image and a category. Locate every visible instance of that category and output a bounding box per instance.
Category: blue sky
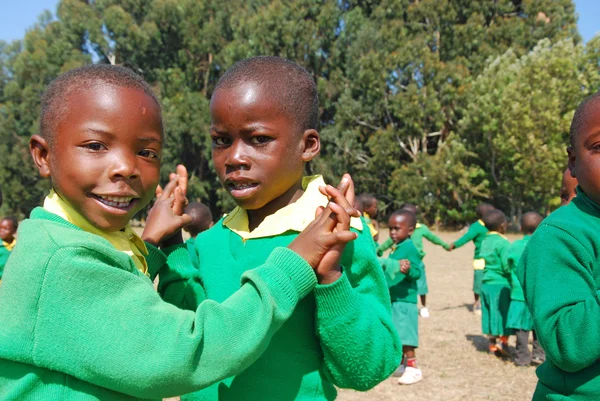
[0,0,598,43]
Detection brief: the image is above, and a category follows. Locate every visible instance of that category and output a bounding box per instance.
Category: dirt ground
[337,229,538,401]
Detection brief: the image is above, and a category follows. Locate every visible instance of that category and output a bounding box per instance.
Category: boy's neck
[2,236,14,244]
[247,180,305,231]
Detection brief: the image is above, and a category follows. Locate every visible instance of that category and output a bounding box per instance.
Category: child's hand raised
[142,178,192,247]
[400,259,411,274]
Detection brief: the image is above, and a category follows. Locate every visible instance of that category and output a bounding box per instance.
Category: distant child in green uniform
[382,209,423,385]
[358,193,379,241]
[506,212,545,366]
[560,167,578,206]
[479,209,513,356]
[183,202,213,269]
[0,64,359,401]
[518,92,600,400]
[450,203,495,314]
[377,203,450,318]
[0,216,18,281]
[186,56,401,401]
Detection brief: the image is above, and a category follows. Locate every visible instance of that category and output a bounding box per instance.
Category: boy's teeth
[101,196,133,203]
[232,183,256,190]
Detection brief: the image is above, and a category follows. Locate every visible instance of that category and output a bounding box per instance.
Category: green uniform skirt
[506,299,534,331]
[416,262,428,295]
[481,283,514,336]
[473,269,484,295]
[391,301,419,347]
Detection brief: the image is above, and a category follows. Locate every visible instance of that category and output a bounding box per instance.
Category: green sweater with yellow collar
[479,232,511,286]
[453,219,488,259]
[0,208,318,400]
[386,238,422,303]
[518,189,600,400]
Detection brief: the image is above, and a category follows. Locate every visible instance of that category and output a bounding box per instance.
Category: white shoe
[419,307,430,318]
[398,366,423,385]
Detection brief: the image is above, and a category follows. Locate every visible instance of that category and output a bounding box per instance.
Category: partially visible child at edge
[380,209,423,385]
[0,216,18,282]
[479,209,513,357]
[450,203,496,314]
[518,92,600,400]
[377,203,451,318]
[506,212,545,367]
[184,56,401,401]
[183,202,213,269]
[0,64,360,401]
[357,193,380,241]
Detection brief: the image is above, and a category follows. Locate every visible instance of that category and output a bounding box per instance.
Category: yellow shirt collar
[224,175,363,240]
[43,190,149,275]
[415,223,422,229]
[487,231,508,240]
[2,238,16,251]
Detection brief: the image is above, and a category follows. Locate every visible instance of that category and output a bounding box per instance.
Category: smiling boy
[0,64,359,401]
[518,91,600,400]
[186,56,401,401]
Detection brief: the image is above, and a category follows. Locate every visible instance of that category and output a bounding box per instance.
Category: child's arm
[313,225,403,391]
[451,224,478,249]
[422,225,450,250]
[376,238,393,256]
[518,225,600,372]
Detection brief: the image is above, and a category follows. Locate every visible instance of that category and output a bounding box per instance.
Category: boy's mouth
[226,181,259,198]
[93,194,138,210]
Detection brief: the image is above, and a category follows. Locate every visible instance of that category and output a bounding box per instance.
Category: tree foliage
[0,0,596,226]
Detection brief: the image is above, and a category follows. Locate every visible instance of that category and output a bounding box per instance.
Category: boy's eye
[82,142,107,151]
[212,136,232,147]
[139,149,160,159]
[250,136,273,145]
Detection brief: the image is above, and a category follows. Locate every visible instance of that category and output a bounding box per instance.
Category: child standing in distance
[183,202,213,269]
[382,210,423,385]
[560,167,578,206]
[518,92,600,400]
[506,212,545,367]
[0,216,18,281]
[479,209,513,356]
[358,193,379,241]
[0,65,359,401]
[186,56,401,401]
[450,203,495,314]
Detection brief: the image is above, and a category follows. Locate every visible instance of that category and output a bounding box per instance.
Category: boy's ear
[30,135,51,178]
[567,146,576,178]
[300,129,320,162]
[408,226,415,236]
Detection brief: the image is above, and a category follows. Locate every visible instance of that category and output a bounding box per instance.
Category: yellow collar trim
[2,238,16,251]
[223,175,363,240]
[415,223,422,229]
[487,231,508,240]
[43,190,149,275]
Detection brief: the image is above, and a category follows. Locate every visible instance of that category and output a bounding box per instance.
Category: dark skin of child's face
[210,81,319,230]
[388,214,415,244]
[568,100,600,206]
[30,84,162,232]
[560,168,578,206]
[365,200,378,218]
[0,220,16,243]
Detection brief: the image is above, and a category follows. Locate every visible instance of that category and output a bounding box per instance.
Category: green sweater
[185,218,402,401]
[507,235,530,301]
[186,236,199,269]
[0,242,11,280]
[479,232,511,286]
[385,238,422,303]
[453,220,488,259]
[0,208,318,401]
[518,189,600,400]
[376,224,448,258]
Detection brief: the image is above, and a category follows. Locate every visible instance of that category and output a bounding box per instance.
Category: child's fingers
[179,213,192,226]
[337,173,356,212]
[155,185,163,198]
[314,205,325,219]
[328,202,351,231]
[172,187,188,216]
[159,179,179,200]
[176,164,188,196]
[322,230,358,247]
[323,185,358,217]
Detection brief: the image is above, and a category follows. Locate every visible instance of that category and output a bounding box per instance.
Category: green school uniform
[0,242,12,280]
[186,236,199,269]
[479,232,513,336]
[518,189,600,400]
[0,208,318,401]
[386,239,422,347]
[185,223,401,401]
[454,220,489,294]
[506,236,533,331]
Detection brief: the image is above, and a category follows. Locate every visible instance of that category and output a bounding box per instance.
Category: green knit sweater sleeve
[453,223,479,248]
[422,226,450,249]
[312,227,402,391]
[518,224,600,372]
[30,245,317,399]
[376,238,393,256]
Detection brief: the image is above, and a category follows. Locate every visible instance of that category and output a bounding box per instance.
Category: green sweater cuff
[145,242,167,279]
[261,247,317,301]
[313,272,358,318]
[161,243,191,267]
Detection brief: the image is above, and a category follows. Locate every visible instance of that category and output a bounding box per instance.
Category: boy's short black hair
[475,203,495,219]
[400,203,417,215]
[521,211,543,235]
[390,209,417,229]
[482,209,506,231]
[570,90,600,146]
[184,202,213,237]
[213,56,319,132]
[2,216,18,231]
[41,64,162,144]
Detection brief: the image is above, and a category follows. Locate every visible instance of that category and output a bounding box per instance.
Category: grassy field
[338,229,537,401]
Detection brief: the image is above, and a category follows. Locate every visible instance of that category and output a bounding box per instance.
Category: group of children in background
[0,53,598,401]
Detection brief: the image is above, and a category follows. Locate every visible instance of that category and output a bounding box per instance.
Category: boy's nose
[109,154,139,180]
[225,141,250,171]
